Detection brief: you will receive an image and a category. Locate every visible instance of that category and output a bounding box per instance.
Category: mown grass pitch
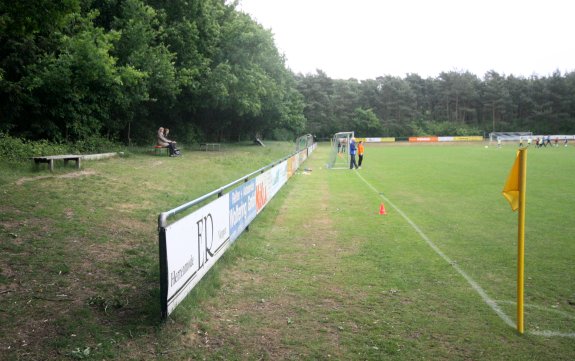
[172,142,575,360]
[1,141,574,360]
[345,143,575,336]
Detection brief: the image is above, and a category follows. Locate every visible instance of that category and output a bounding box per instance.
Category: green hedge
[0,133,122,162]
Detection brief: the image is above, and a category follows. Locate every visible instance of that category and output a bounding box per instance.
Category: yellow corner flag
[502,151,521,211]
[501,148,527,334]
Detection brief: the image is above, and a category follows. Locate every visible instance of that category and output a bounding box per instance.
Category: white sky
[238,0,575,80]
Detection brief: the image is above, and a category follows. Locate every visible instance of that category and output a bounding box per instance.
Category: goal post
[327,131,354,169]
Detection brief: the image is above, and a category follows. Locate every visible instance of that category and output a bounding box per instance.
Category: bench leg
[49,159,54,172]
[61,158,81,170]
[64,159,81,169]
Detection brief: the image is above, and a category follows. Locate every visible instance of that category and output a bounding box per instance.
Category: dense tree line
[0,0,305,145]
[1,1,574,146]
[296,70,575,139]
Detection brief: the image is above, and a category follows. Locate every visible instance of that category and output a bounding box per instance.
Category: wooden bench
[32,155,82,172]
[199,143,221,151]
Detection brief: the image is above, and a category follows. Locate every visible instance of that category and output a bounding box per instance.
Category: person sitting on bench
[157,127,180,156]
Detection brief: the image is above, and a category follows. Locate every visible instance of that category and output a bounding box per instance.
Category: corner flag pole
[516,148,527,334]
[501,148,528,334]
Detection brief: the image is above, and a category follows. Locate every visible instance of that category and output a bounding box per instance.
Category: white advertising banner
[299,148,307,164]
[160,144,316,318]
[308,143,317,154]
[255,170,272,214]
[164,194,230,314]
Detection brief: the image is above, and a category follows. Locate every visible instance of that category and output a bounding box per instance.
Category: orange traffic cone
[379,202,387,215]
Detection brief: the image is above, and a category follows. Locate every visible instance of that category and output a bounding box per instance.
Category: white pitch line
[530,330,575,338]
[494,300,575,338]
[495,300,575,320]
[355,171,575,338]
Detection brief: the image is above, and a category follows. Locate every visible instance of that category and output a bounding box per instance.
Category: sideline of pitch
[353,170,575,339]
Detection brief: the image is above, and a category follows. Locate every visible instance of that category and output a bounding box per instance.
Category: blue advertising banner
[229,179,257,243]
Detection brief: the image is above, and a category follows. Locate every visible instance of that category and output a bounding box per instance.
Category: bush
[0,133,66,161]
[178,124,204,146]
[69,135,123,154]
[0,133,122,162]
[270,128,295,141]
[409,121,482,137]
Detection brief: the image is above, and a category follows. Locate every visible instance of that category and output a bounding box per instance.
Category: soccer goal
[489,131,533,144]
[327,131,354,169]
[295,134,314,152]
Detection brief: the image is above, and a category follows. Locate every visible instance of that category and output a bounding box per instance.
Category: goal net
[489,132,533,144]
[295,134,314,151]
[327,131,354,169]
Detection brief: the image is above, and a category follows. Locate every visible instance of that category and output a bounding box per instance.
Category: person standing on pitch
[357,140,364,169]
[349,137,358,169]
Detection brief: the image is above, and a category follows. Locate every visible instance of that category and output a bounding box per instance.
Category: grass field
[1,141,574,360]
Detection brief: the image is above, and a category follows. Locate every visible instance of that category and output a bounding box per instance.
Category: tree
[331,79,361,133]
[3,0,575,146]
[353,108,381,136]
[437,71,479,124]
[0,0,81,134]
[298,70,335,138]
[375,75,416,135]
[19,12,133,141]
[111,0,178,143]
[482,70,512,131]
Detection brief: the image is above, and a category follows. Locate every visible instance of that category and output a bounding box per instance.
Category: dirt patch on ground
[0,193,157,360]
[15,169,98,185]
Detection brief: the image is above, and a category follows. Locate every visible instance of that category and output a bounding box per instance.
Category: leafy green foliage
[0,132,68,161]
[297,70,575,138]
[0,132,121,161]
[2,0,574,147]
[0,0,304,145]
[410,120,482,136]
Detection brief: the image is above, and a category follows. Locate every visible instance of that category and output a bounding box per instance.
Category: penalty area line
[354,171,575,338]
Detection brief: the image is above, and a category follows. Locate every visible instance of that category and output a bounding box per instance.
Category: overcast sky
[238,0,575,80]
